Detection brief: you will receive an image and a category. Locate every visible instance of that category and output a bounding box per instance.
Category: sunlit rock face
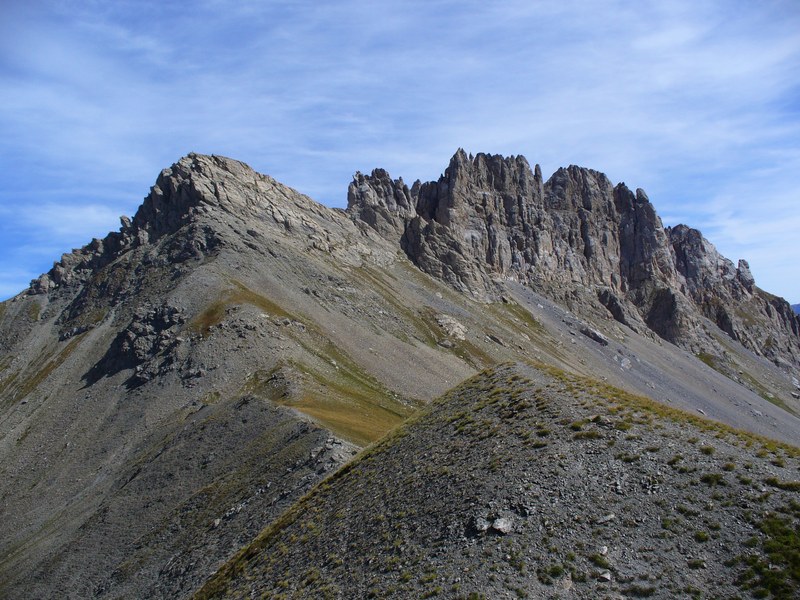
[348,150,800,367]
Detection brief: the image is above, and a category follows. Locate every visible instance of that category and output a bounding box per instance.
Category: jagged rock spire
[347,150,800,366]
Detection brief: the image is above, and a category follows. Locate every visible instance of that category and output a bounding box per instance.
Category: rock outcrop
[31,154,392,298]
[347,150,800,368]
[668,225,800,368]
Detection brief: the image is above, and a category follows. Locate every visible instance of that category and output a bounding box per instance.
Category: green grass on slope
[190,279,295,336]
[188,278,416,445]
[0,333,87,408]
[241,360,415,447]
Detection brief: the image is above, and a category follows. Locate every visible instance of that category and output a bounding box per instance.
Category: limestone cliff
[347,150,800,368]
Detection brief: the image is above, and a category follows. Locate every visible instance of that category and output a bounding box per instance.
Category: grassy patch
[667,455,683,466]
[694,531,710,542]
[192,300,227,335]
[243,358,416,447]
[3,334,86,406]
[282,392,410,448]
[700,473,726,486]
[735,506,800,599]
[697,351,716,368]
[765,478,800,492]
[26,301,41,321]
[0,369,19,398]
[190,279,295,335]
[491,300,546,334]
[687,558,705,569]
[588,554,610,569]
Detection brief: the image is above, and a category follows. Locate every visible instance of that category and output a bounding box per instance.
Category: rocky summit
[0,151,798,599]
[348,151,799,368]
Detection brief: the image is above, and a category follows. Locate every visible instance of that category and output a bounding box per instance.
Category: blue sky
[1,0,799,302]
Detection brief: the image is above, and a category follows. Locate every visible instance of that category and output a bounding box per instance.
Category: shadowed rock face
[347,150,800,367]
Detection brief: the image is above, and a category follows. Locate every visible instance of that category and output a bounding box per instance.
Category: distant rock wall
[347,150,800,367]
[22,149,800,367]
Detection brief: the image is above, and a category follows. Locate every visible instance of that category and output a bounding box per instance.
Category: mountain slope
[197,363,800,599]
[0,154,457,598]
[1,152,799,598]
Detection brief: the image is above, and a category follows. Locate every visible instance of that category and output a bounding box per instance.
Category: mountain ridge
[347,150,800,370]
[1,150,799,599]
[197,362,800,599]
[23,151,800,373]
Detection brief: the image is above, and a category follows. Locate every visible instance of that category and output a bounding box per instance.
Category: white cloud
[1,0,799,300]
[3,202,124,239]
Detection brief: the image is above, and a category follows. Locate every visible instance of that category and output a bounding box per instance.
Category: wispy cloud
[1,0,799,300]
[1,202,124,239]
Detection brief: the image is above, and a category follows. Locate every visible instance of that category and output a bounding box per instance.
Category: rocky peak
[28,154,248,295]
[667,223,799,365]
[29,153,345,297]
[668,224,740,294]
[414,150,541,224]
[348,150,800,368]
[679,227,755,294]
[614,185,677,286]
[349,150,676,306]
[346,168,416,238]
[132,153,282,240]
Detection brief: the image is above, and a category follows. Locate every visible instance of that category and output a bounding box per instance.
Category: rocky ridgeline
[22,149,800,369]
[25,150,800,368]
[668,225,799,367]
[347,150,800,367]
[26,153,393,342]
[29,154,227,295]
[29,153,379,297]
